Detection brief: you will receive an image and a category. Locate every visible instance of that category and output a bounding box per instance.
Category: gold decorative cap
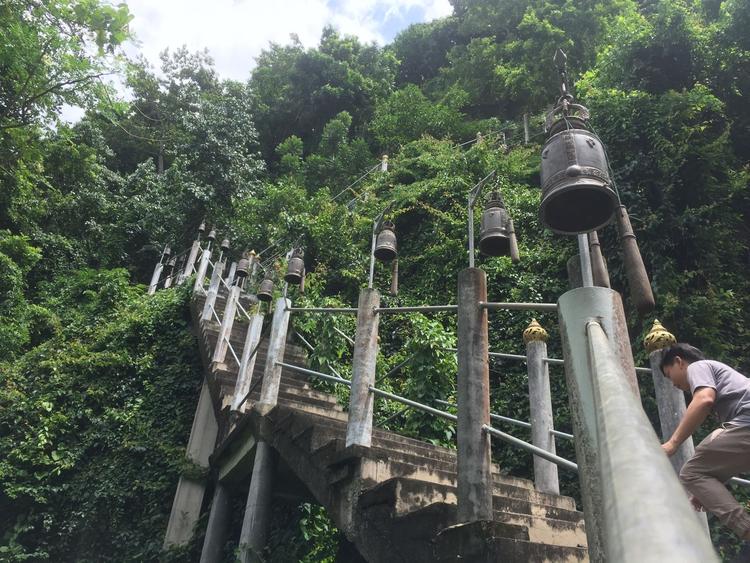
[644,319,676,353]
[523,319,548,344]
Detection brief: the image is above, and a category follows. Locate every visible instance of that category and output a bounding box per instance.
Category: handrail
[482,424,578,471]
[479,301,557,312]
[287,307,358,314]
[276,362,351,387]
[368,386,458,422]
[373,305,457,314]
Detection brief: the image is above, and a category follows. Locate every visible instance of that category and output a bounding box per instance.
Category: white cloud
[121,0,453,81]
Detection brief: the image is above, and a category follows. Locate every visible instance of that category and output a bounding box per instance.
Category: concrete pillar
[256,298,291,414]
[456,268,493,522]
[238,441,274,563]
[199,482,231,563]
[193,247,212,294]
[148,261,163,295]
[346,288,380,448]
[179,240,201,285]
[566,254,582,290]
[232,311,265,413]
[644,320,710,536]
[164,379,219,548]
[202,259,225,322]
[524,320,559,495]
[557,287,638,562]
[224,261,237,290]
[213,284,241,364]
[523,113,530,144]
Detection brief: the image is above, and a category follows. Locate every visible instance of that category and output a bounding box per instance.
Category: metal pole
[346,288,380,448]
[456,268,493,522]
[577,234,594,287]
[586,320,717,562]
[257,297,291,414]
[468,199,475,268]
[202,259,225,322]
[373,305,457,314]
[231,311,265,413]
[286,307,358,314]
[193,245,212,294]
[238,440,274,563]
[212,284,241,364]
[524,320,559,495]
[482,425,577,472]
[479,301,557,312]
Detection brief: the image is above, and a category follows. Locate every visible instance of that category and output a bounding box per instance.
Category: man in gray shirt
[660,343,750,540]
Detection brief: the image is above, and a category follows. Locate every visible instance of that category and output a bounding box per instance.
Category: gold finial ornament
[523,319,548,344]
[643,319,676,354]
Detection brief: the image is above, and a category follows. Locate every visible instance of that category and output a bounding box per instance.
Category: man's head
[659,343,706,391]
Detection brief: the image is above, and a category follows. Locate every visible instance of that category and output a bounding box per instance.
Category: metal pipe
[482,424,578,472]
[378,353,417,382]
[730,477,750,488]
[468,198,475,269]
[585,319,717,561]
[276,362,351,387]
[333,326,354,346]
[368,386,457,422]
[577,234,594,287]
[552,429,574,440]
[286,307,358,314]
[373,305,457,314]
[479,301,557,312]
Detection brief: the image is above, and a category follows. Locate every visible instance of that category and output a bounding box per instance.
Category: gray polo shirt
[687,360,750,427]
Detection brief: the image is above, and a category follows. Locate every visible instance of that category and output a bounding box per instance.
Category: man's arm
[661,387,716,456]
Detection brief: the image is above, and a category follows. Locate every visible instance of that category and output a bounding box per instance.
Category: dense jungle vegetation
[1,0,749,560]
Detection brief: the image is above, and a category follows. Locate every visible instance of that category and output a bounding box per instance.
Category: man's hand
[661,439,678,457]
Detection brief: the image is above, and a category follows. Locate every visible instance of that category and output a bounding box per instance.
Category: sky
[121,0,454,81]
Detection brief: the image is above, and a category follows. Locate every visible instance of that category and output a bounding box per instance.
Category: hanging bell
[220,238,230,252]
[235,258,250,279]
[207,229,217,242]
[163,244,171,259]
[257,276,274,302]
[539,99,618,234]
[374,221,397,262]
[198,222,206,234]
[478,192,511,257]
[284,248,305,284]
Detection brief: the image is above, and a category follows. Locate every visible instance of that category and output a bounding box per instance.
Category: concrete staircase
[192,292,588,562]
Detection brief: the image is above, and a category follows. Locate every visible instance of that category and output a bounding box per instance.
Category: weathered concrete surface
[257,297,291,414]
[164,379,218,548]
[456,268,493,522]
[200,483,231,563]
[527,339,559,495]
[238,440,275,563]
[557,287,636,563]
[346,288,380,448]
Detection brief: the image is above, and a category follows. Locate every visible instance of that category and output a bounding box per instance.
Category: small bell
[198,222,206,234]
[220,238,230,252]
[374,221,397,262]
[207,229,217,242]
[257,275,274,302]
[478,192,511,257]
[163,244,172,259]
[284,248,305,284]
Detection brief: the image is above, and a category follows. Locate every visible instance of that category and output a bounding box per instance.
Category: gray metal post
[585,319,717,561]
[213,284,241,364]
[456,268,493,522]
[238,440,274,563]
[200,482,231,563]
[164,379,218,548]
[193,247,212,294]
[557,286,637,562]
[179,240,201,285]
[256,297,291,414]
[524,320,559,495]
[202,259,225,322]
[231,311,265,413]
[346,288,380,448]
[148,261,163,295]
[577,234,594,287]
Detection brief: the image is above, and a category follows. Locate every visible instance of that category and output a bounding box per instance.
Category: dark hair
[659,343,706,371]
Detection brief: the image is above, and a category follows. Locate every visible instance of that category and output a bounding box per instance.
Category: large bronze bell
[478,192,511,257]
[539,101,618,235]
[257,275,274,302]
[284,248,305,284]
[374,221,397,261]
[235,258,250,279]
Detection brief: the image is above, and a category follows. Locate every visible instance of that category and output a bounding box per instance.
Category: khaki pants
[680,424,750,538]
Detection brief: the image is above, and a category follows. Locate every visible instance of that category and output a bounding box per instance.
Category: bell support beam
[199,482,232,563]
[346,288,380,448]
[193,245,213,294]
[456,268,493,522]
[202,259,226,322]
[148,260,164,295]
[238,440,275,563]
[178,239,201,285]
[231,311,265,414]
[212,282,241,365]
